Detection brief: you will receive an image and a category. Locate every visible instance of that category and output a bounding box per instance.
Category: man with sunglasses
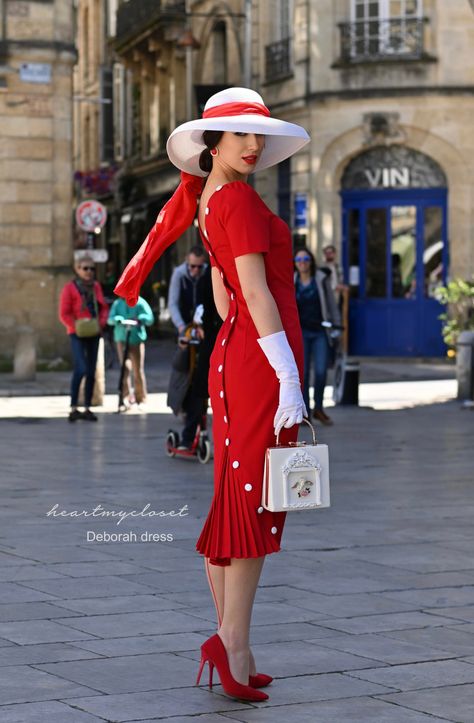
[168,245,208,336]
[59,256,109,422]
[167,246,209,449]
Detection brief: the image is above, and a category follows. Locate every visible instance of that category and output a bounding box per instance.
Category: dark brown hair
[199,130,224,173]
[294,246,317,277]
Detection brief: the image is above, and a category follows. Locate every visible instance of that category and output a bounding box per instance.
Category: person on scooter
[294,247,341,426]
[168,245,209,448]
[107,296,154,410]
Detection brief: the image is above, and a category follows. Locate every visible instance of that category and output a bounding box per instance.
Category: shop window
[391,205,416,298]
[423,206,444,298]
[347,209,360,297]
[366,208,387,298]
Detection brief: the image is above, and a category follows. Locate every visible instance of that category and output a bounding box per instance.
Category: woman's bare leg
[217,556,265,684]
[204,557,260,676]
[204,558,224,626]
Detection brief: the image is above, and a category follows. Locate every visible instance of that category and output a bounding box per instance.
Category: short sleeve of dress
[219,182,270,259]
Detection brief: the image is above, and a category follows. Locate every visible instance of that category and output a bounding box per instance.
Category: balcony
[336,17,435,65]
[115,0,185,46]
[265,37,292,83]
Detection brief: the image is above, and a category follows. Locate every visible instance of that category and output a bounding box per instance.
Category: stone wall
[0,0,76,360]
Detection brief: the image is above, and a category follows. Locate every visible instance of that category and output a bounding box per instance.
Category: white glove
[193,304,204,325]
[257,331,307,436]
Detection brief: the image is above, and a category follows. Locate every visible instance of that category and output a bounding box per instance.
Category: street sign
[76,200,107,232]
[74,249,109,263]
[20,63,52,84]
[294,193,308,228]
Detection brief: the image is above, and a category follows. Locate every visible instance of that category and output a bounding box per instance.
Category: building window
[213,22,227,84]
[339,0,428,63]
[265,0,293,82]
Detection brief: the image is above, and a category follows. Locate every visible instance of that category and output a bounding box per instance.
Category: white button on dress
[221,338,226,346]
[216,185,223,191]
[271,526,277,534]
[232,461,240,469]
[224,415,228,423]
[219,391,224,398]
[225,438,230,446]
[244,483,252,492]
[257,506,264,514]
[218,364,223,372]
[230,316,235,323]
[205,207,210,215]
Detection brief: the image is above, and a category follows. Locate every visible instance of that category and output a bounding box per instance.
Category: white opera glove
[257,331,307,436]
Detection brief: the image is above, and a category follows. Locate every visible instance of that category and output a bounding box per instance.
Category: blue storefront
[340,145,448,357]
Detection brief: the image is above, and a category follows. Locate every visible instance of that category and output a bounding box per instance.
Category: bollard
[456,330,474,401]
[333,355,359,405]
[13,326,36,381]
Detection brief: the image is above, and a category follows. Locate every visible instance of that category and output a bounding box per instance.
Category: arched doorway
[340,145,448,356]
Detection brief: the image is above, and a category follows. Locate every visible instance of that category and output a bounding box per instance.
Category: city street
[0,355,473,722]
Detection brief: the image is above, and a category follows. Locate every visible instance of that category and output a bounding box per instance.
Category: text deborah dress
[196,181,304,566]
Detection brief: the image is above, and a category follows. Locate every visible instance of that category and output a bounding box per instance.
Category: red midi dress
[195,181,304,566]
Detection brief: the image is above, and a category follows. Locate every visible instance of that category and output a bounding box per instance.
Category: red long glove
[114,171,204,307]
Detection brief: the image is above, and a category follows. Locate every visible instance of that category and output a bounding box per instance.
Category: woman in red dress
[115,87,309,702]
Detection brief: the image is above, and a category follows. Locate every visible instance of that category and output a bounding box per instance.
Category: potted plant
[435,278,474,400]
[435,278,474,350]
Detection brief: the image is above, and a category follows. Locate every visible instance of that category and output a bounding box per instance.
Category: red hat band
[202,101,270,119]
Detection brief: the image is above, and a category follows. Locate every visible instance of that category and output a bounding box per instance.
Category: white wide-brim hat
[166,87,310,177]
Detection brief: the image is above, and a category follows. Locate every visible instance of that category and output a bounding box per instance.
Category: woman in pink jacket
[59,256,109,422]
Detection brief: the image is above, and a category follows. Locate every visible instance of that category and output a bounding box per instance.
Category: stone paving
[0,359,473,721]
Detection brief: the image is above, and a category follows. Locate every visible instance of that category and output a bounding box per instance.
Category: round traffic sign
[76,200,107,232]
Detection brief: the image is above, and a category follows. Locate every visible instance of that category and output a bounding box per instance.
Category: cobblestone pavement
[0,360,473,721]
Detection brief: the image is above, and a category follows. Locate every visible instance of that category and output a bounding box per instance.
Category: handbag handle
[276,417,317,446]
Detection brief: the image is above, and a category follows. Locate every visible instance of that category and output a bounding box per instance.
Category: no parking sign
[76,200,107,233]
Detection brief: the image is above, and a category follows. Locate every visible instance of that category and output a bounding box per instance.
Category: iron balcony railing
[116,0,185,43]
[265,37,292,82]
[338,17,429,63]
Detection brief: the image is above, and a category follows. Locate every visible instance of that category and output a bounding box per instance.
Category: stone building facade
[253,0,474,356]
[110,0,247,296]
[70,0,473,357]
[0,0,76,359]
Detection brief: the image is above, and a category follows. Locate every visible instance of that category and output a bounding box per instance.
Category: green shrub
[435,279,474,347]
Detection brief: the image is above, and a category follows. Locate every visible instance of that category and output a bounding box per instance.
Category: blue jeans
[70,333,100,407]
[302,329,330,411]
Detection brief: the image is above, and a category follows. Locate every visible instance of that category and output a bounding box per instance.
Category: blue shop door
[342,189,448,356]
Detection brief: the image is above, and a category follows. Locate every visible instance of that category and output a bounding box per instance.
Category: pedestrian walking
[294,247,341,425]
[58,256,109,422]
[168,245,207,336]
[107,296,154,410]
[175,263,222,450]
[167,246,210,446]
[114,86,309,703]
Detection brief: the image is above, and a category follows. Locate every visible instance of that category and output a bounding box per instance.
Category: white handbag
[262,419,330,512]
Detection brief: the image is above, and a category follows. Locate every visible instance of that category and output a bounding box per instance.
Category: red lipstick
[242,155,257,165]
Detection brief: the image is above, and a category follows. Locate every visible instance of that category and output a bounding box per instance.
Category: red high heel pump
[196,634,269,702]
[249,673,273,688]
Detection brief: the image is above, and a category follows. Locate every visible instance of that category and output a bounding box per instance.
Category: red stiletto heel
[196,657,215,688]
[196,634,268,702]
[249,673,273,688]
[195,656,206,685]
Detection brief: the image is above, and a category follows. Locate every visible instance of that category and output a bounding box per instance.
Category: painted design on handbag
[291,477,313,497]
[282,450,322,507]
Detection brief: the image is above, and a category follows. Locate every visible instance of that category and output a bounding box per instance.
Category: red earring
[210,148,218,157]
